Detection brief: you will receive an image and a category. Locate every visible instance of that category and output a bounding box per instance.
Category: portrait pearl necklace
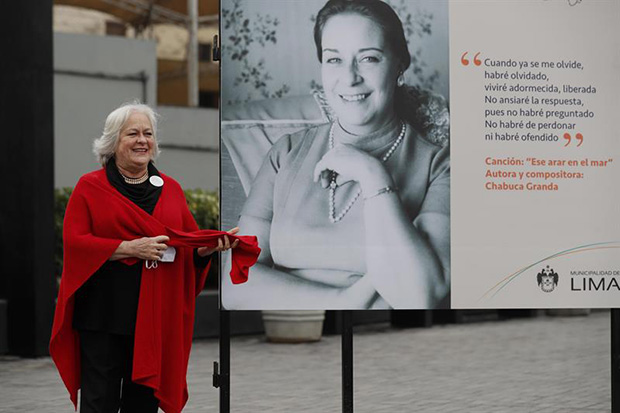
[118,169,148,184]
[328,121,406,223]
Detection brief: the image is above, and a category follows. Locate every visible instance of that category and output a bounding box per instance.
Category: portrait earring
[397,72,405,87]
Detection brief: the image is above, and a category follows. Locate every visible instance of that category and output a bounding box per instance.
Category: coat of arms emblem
[537,265,559,293]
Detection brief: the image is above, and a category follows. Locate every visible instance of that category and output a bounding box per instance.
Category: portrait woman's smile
[321,13,400,135]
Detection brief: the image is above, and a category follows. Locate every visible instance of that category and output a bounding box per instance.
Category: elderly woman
[50,102,258,413]
[224,0,450,310]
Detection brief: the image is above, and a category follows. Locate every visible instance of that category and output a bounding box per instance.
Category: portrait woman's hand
[313,143,393,194]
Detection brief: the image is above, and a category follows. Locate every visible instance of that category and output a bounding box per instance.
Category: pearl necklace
[328,121,406,223]
[118,169,148,184]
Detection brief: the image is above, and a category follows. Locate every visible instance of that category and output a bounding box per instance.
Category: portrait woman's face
[115,112,155,172]
[321,13,401,135]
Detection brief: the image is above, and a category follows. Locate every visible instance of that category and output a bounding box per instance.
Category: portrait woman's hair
[92,101,161,166]
[312,0,436,127]
[313,0,411,71]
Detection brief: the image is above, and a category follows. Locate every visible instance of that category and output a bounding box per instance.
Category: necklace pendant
[327,121,406,223]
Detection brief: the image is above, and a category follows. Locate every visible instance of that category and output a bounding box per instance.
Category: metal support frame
[100,0,188,24]
[612,309,620,412]
[342,311,354,413]
[218,310,230,413]
[214,309,231,413]
[79,0,218,25]
[215,309,354,413]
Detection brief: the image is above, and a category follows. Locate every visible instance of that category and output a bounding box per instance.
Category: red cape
[49,169,260,413]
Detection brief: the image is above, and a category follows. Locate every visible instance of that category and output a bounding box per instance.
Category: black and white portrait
[221,0,450,310]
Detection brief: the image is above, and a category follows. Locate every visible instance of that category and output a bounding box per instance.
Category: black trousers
[78,331,159,413]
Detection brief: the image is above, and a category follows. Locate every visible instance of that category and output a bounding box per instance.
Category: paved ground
[0,311,611,412]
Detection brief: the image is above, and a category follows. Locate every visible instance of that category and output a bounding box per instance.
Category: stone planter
[262,310,325,343]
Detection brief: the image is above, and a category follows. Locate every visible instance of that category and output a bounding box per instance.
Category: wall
[156,105,219,190]
[54,33,219,190]
[54,32,157,187]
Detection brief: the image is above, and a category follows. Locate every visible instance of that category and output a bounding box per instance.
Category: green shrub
[183,189,220,231]
[54,187,220,287]
[54,187,73,281]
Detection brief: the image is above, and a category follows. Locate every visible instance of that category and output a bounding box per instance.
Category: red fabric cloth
[50,168,260,413]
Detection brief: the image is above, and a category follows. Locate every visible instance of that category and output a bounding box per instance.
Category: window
[105,21,126,37]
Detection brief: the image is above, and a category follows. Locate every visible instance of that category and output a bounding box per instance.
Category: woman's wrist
[197,246,214,257]
[359,162,393,195]
[109,240,132,261]
[119,240,131,253]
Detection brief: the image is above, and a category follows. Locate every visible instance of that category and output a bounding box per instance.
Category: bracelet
[364,186,398,201]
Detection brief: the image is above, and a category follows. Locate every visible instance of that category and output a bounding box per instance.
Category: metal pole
[187,0,199,106]
[342,311,353,413]
[214,19,226,411]
[219,309,230,413]
[612,309,620,412]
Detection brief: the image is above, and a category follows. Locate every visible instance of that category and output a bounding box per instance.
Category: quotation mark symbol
[563,133,584,147]
[461,52,482,66]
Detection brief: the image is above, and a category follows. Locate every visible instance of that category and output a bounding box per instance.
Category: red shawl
[49,168,260,413]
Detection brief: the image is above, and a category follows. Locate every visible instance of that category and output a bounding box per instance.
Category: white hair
[93,101,161,166]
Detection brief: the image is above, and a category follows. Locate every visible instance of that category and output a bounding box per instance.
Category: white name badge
[161,246,176,262]
[150,175,164,187]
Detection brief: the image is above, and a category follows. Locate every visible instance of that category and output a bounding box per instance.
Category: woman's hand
[313,144,393,194]
[111,235,170,261]
[197,227,240,257]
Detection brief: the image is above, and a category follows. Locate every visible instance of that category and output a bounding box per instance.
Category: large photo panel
[450,0,620,308]
[220,0,450,310]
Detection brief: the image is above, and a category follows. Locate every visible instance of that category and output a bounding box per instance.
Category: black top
[73,159,209,335]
